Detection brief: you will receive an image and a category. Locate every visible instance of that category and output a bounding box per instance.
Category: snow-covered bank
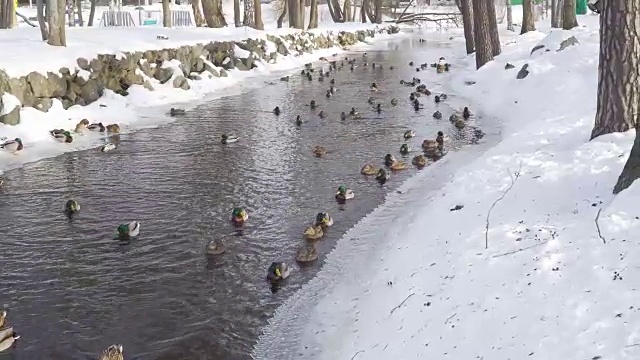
[0,22,403,175]
[255,14,640,360]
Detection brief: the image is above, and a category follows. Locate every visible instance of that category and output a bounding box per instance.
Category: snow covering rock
[531,30,581,57]
[516,63,530,79]
[0,93,21,125]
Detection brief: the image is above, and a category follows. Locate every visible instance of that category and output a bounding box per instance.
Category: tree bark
[374,0,381,23]
[47,0,66,46]
[202,0,226,27]
[520,0,536,33]
[343,0,351,22]
[277,0,287,27]
[76,0,84,25]
[360,0,366,22]
[233,0,240,26]
[460,0,474,54]
[326,0,344,22]
[288,0,296,26]
[243,0,255,27]
[162,0,171,27]
[591,0,640,140]
[505,0,513,31]
[192,0,206,26]
[37,0,48,39]
[308,0,317,28]
[486,0,501,56]
[87,0,96,26]
[562,0,578,29]
[254,0,263,29]
[299,0,304,27]
[551,0,562,27]
[472,0,493,68]
[0,0,12,28]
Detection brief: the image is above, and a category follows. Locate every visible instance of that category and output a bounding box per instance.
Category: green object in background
[576,0,588,14]
[143,19,157,25]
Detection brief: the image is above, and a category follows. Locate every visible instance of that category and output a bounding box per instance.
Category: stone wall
[0,25,400,126]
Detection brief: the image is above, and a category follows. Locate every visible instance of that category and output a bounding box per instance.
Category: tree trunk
[298,0,304,28]
[551,0,562,27]
[87,0,96,26]
[202,0,226,27]
[162,0,171,27]
[233,0,240,26]
[520,0,536,33]
[254,0,263,29]
[486,0,501,56]
[192,0,206,26]
[360,0,366,22]
[326,0,344,22]
[460,0,474,54]
[277,0,287,27]
[506,0,513,31]
[288,0,296,26]
[374,0,381,23]
[562,0,577,29]
[37,0,48,39]
[343,0,351,22]
[364,0,375,22]
[591,0,639,140]
[472,0,493,68]
[243,0,255,27]
[75,0,84,25]
[47,0,66,46]
[0,0,12,28]
[308,0,317,28]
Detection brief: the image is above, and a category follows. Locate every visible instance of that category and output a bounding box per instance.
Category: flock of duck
[0,49,478,360]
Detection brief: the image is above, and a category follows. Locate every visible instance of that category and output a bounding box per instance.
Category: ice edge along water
[254,15,640,360]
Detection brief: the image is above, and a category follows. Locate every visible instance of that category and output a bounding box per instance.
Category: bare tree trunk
[486,0,501,56]
[76,0,84,25]
[520,0,536,33]
[243,0,255,27]
[591,0,639,140]
[233,0,240,26]
[460,0,474,54]
[254,0,263,29]
[326,0,344,22]
[192,0,206,26]
[308,0,317,28]
[288,0,296,26]
[0,0,13,28]
[47,0,66,46]
[37,0,48,39]
[374,0,381,23]
[277,0,287,27]
[360,0,366,22]
[162,0,171,27]
[299,0,304,27]
[202,0,227,27]
[364,0,375,22]
[473,0,493,68]
[550,0,561,27]
[562,0,577,29]
[506,0,513,31]
[343,0,351,22]
[87,0,96,26]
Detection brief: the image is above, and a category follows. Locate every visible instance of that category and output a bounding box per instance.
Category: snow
[0,93,21,115]
[254,14,640,360]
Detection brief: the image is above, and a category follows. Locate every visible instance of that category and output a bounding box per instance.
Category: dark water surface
[0,34,478,360]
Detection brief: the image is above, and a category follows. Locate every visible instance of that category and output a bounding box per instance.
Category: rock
[89,58,105,73]
[46,72,67,97]
[154,66,174,84]
[121,70,144,89]
[9,77,34,107]
[235,59,249,71]
[26,71,49,97]
[81,79,102,104]
[188,73,202,81]
[172,75,190,90]
[219,69,228,77]
[61,99,74,110]
[34,97,54,112]
[77,57,91,70]
[505,63,515,70]
[59,67,71,76]
[464,80,476,86]
[516,64,530,80]
[0,94,21,125]
[194,57,205,73]
[530,44,548,56]
[558,36,579,52]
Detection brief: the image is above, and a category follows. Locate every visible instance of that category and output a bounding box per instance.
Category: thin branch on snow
[351,350,364,360]
[492,239,551,258]
[389,293,415,315]
[485,162,523,249]
[595,208,606,244]
[444,312,457,324]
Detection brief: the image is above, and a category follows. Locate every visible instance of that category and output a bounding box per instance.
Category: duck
[368,97,375,105]
[349,108,359,117]
[99,344,124,360]
[313,146,327,157]
[231,207,248,226]
[295,115,303,126]
[74,119,90,134]
[279,76,290,82]
[0,309,5,328]
[433,110,443,119]
[205,239,225,255]
[454,119,466,130]
[404,130,416,140]
[315,212,333,228]
[413,101,421,111]
[64,199,80,215]
[87,122,106,132]
[273,106,281,115]
[422,131,445,149]
[330,78,336,85]
[0,177,3,187]
[435,95,441,103]
[318,111,326,119]
[116,221,140,240]
[340,112,347,121]
[375,103,382,113]
[106,124,121,134]
[330,85,337,94]
[101,143,116,152]
[0,138,23,154]
[304,225,324,240]
[409,93,416,101]
[360,164,378,176]
[296,243,318,263]
[390,161,407,171]
[390,98,398,106]
[310,100,318,109]
[412,154,427,168]
[400,143,409,155]
[463,106,472,119]
[370,82,379,91]
[266,262,291,282]
[384,154,396,167]
[0,328,19,353]
[221,134,239,144]
[440,94,448,100]
[376,168,390,184]
[50,130,73,143]
[326,90,332,98]
[409,61,414,66]
[449,114,461,123]
[170,108,186,116]
[335,185,355,201]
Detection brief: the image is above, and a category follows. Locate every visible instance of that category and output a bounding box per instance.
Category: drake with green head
[116,221,140,240]
[295,115,303,126]
[0,138,23,154]
[231,207,248,226]
[376,168,390,184]
[50,130,73,143]
[315,212,333,228]
[64,199,80,216]
[400,144,409,155]
[335,185,355,201]
[404,130,416,140]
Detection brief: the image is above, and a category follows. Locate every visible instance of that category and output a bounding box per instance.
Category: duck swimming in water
[404,130,416,140]
[170,108,186,116]
[412,154,427,168]
[368,97,375,105]
[295,115,303,126]
[231,207,248,226]
[74,119,90,134]
[422,131,445,149]
[376,168,390,184]
[205,239,225,255]
[400,143,409,155]
[360,164,378,176]
[116,221,140,240]
[433,110,443,119]
[0,310,6,328]
[304,225,324,240]
[326,90,332,98]
[64,199,80,216]
[340,112,347,121]
[390,160,407,171]
[0,327,20,354]
[370,82,379,91]
[101,143,116,152]
[221,134,239,144]
[273,106,281,115]
[310,100,318,109]
[335,185,355,201]
[435,95,441,103]
[315,212,333,228]
[318,111,326,119]
[463,106,472,119]
[87,122,106,132]
[384,154,396,167]
[349,108,359,117]
[391,98,398,106]
[0,138,23,154]
[296,243,318,263]
[50,130,73,143]
[99,344,123,360]
[267,262,291,282]
[454,119,466,130]
[313,146,327,157]
[375,103,382,113]
[106,124,121,134]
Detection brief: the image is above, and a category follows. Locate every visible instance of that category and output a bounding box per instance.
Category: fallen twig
[351,350,364,359]
[390,293,415,315]
[485,162,523,249]
[445,312,457,324]
[492,239,551,258]
[595,208,606,244]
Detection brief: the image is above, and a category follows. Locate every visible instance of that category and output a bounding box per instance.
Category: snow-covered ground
[254,14,640,360]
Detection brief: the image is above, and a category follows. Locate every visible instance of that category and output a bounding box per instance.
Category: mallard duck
[295,115,303,126]
[367,97,375,105]
[384,154,396,167]
[375,103,382,113]
[335,185,354,201]
[390,161,407,171]
[106,124,121,134]
[0,177,4,187]
[463,106,472,119]
[409,61,414,66]
[267,262,291,282]
[310,100,318,109]
[231,207,248,226]
[170,108,186,116]
[99,344,124,360]
[0,138,23,153]
[433,110,443,119]
[422,132,445,149]
[370,82,379,91]
[391,98,398,106]
[329,86,336,94]
[74,119,90,134]
[449,114,460,123]
[349,108,359,117]
[435,95,441,103]
[376,168,389,184]
[340,112,347,121]
[116,221,140,240]
[87,122,106,132]
[318,111,326,119]
[50,130,73,143]
[304,225,324,240]
[64,199,80,215]
[440,94,448,100]
[454,119,466,130]
[101,143,116,152]
[360,164,378,176]
[325,90,332,98]
[315,212,333,228]
[0,310,5,328]
[400,144,409,155]
[412,154,427,168]
[221,134,239,144]
[313,146,327,157]
[280,76,289,82]
[0,328,19,353]
[296,243,318,263]
[413,101,421,111]
[273,106,281,115]
[330,78,336,85]
[206,239,225,255]
[404,130,416,140]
